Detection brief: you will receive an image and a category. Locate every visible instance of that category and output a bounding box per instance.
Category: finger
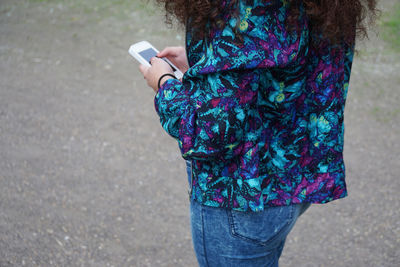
[152,57,166,66]
[150,57,158,65]
[157,47,178,58]
[157,47,171,58]
[153,58,174,72]
[139,64,149,76]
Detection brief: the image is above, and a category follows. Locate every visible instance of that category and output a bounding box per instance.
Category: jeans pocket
[227,205,297,248]
[185,160,193,196]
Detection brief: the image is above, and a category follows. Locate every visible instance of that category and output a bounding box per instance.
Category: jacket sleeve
[154,0,308,161]
[155,69,261,161]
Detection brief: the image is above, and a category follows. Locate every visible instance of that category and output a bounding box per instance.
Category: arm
[155,69,260,160]
[154,0,308,160]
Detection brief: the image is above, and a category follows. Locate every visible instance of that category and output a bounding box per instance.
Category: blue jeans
[186,161,310,267]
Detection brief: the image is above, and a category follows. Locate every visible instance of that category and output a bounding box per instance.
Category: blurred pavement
[0,0,399,266]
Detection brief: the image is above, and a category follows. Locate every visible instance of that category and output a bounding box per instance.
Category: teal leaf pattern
[154,0,352,211]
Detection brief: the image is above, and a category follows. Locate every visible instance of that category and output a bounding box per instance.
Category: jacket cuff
[154,78,184,115]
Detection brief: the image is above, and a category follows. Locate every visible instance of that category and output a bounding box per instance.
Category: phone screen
[139,48,177,71]
[139,48,157,64]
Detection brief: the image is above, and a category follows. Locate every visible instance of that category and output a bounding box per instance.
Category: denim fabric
[186,159,310,266]
[190,200,310,267]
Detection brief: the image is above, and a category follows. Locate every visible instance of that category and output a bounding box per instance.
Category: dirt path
[0,0,399,266]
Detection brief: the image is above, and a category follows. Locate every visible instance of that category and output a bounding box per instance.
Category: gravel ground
[0,0,399,266]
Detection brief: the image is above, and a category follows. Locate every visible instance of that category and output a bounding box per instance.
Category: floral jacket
[154,0,353,211]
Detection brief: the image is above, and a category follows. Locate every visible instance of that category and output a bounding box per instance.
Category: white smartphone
[129,41,183,79]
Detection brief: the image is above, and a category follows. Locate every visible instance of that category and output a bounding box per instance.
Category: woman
[139,0,377,266]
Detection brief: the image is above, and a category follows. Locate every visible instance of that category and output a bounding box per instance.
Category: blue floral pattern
[154,0,353,211]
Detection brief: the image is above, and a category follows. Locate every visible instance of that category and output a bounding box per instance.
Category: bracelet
[157,73,176,90]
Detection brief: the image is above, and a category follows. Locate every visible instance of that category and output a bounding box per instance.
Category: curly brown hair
[156,0,377,46]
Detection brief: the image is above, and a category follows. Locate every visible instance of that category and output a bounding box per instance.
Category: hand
[157,46,189,74]
[139,57,174,92]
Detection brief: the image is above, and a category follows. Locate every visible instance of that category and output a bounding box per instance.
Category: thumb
[157,47,176,58]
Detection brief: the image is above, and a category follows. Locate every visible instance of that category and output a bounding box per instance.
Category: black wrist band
[158,73,176,90]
